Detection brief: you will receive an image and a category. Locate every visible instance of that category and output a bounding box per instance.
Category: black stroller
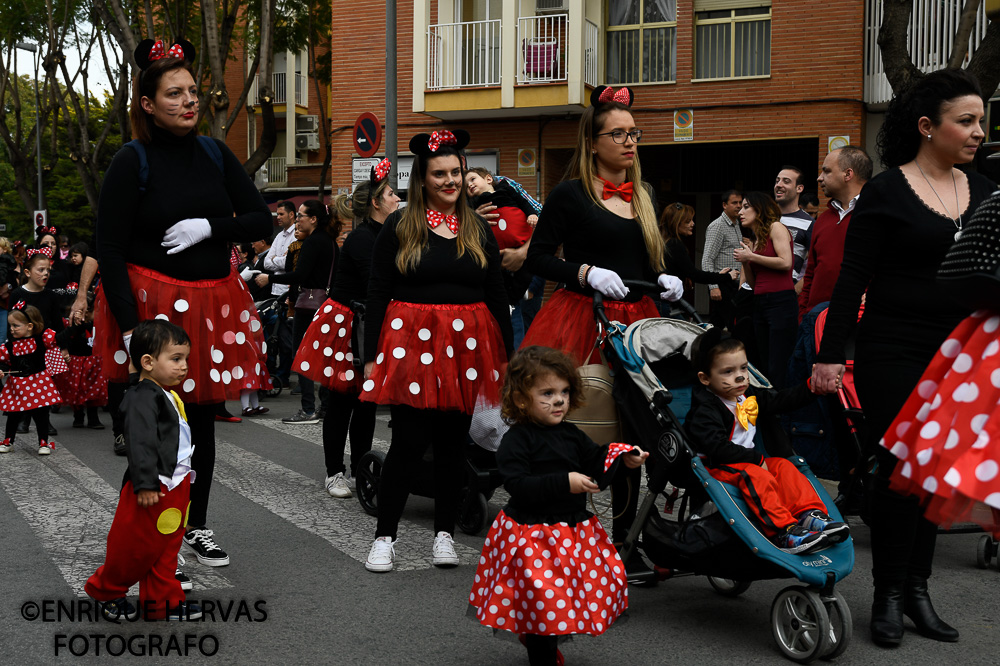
[254,297,286,398]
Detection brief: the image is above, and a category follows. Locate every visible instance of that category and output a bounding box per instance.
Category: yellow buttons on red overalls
[157,508,183,534]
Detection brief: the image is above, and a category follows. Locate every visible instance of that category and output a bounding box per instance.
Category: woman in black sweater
[659,202,738,314]
[292,162,400,497]
[256,199,340,422]
[360,130,512,574]
[94,40,272,568]
[812,68,994,647]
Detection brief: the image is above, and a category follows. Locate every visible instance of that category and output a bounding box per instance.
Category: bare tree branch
[966,18,1000,99]
[948,0,983,69]
[878,0,923,94]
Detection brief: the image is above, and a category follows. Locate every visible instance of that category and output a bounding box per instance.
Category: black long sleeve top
[55,321,94,357]
[815,168,995,365]
[268,227,338,291]
[96,125,272,332]
[328,219,381,306]
[10,287,64,333]
[666,237,726,285]
[498,421,625,525]
[525,179,665,302]
[364,212,514,359]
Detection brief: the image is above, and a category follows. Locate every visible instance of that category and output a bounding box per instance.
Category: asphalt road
[1,390,997,665]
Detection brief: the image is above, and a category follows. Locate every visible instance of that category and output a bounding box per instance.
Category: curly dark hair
[501,346,585,425]
[876,68,983,169]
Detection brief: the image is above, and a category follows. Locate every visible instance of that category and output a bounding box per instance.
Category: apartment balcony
[254,156,305,188]
[414,3,601,120]
[248,72,309,108]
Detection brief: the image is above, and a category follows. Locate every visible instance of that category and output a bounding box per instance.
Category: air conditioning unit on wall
[297,115,319,132]
[536,0,568,12]
[296,132,320,151]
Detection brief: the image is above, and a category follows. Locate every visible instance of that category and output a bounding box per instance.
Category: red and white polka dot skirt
[360,301,506,415]
[882,309,1000,536]
[469,512,628,637]
[93,263,272,404]
[58,355,108,406]
[0,371,62,411]
[292,299,361,393]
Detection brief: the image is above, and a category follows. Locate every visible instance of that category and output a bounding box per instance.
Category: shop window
[606,0,677,84]
[694,2,771,80]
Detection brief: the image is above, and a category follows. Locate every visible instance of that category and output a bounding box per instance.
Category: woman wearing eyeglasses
[522,85,684,571]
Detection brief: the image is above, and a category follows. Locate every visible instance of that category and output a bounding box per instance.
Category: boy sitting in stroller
[686,329,849,554]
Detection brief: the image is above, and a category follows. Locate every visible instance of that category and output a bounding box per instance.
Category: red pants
[709,457,826,536]
[85,479,191,619]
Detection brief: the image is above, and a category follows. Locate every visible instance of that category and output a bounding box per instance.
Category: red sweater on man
[798,200,855,321]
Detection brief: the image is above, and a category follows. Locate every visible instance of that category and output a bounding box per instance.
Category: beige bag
[565,361,622,446]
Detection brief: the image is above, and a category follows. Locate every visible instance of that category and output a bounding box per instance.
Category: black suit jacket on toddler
[121,379,183,493]
[685,382,815,468]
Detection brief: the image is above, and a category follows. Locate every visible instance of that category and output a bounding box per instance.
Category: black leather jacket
[122,379,182,493]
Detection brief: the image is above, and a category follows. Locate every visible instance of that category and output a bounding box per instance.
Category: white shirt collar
[831,194,860,222]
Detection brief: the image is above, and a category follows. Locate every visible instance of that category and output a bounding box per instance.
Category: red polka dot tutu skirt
[469,511,628,637]
[881,310,1000,536]
[293,299,361,393]
[360,301,506,414]
[58,355,108,406]
[94,264,272,404]
[45,348,68,376]
[522,289,659,365]
[0,371,62,411]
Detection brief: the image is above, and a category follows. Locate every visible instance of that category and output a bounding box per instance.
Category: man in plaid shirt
[701,190,743,329]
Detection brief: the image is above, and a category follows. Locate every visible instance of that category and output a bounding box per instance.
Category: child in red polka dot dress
[469,347,648,664]
[0,304,63,455]
[55,293,108,429]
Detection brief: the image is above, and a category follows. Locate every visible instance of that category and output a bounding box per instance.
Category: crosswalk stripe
[0,447,232,596]
[211,438,481,570]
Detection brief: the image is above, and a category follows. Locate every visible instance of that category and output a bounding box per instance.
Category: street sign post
[353,113,382,158]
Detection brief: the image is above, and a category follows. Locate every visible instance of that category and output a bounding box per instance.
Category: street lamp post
[14,41,43,214]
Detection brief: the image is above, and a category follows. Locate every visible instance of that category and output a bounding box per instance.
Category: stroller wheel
[264,375,284,398]
[819,591,852,661]
[976,534,994,570]
[770,586,832,664]
[707,576,751,597]
[457,490,490,536]
[355,450,386,517]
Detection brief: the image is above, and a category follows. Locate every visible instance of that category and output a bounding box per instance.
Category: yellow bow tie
[169,390,188,423]
[734,396,758,430]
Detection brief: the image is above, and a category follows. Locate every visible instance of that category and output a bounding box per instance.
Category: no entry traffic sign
[354,113,382,158]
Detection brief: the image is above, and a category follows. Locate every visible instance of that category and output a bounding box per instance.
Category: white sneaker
[432,531,459,567]
[0,439,12,453]
[343,472,356,489]
[365,537,395,573]
[325,473,352,498]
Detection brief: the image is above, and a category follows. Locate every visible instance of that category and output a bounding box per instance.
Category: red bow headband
[134,38,196,71]
[428,131,457,152]
[408,129,471,157]
[372,158,391,182]
[590,85,635,108]
[11,301,26,311]
[12,240,23,250]
[149,40,185,61]
[36,225,57,237]
[26,247,52,259]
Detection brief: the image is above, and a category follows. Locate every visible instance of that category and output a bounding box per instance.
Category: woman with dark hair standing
[292,160,400,498]
[256,199,340,424]
[733,191,796,388]
[361,130,512,573]
[659,202,738,314]
[812,68,993,647]
[94,39,273,569]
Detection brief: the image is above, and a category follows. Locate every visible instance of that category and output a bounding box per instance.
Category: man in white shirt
[264,201,297,385]
[702,189,743,329]
[774,166,814,292]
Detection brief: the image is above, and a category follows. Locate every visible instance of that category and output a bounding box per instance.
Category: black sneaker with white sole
[100,597,139,622]
[183,528,230,566]
[175,553,193,591]
[163,601,203,621]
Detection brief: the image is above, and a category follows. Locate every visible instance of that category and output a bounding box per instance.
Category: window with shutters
[694,1,771,80]
[606,0,677,85]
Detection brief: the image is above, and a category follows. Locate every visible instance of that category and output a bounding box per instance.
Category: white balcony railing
[864,0,990,104]
[254,156,305,187]
[584,19,600,87]
[517,14,567,84]
[427,19,501,90]
[249,72,309,106]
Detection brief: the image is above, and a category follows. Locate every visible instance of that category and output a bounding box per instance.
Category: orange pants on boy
[85,478,190,620]
[709,457,826,536]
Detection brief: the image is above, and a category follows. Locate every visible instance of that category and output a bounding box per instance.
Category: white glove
[657,273,684,302]
[587,267,629,300]
[122,333,132,356]
[240,267,260,282]
[162,218,212,255]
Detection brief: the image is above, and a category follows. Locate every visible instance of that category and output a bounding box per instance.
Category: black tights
[5,408,50,443]
[523,634,559,665]
[108,381,128,437]
[185,402,219,529]
[375,405,471,539]
[322,391,376,478]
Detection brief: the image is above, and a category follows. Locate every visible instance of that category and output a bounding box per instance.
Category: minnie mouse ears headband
[36,225,58,238]
[26,246,52,260]
[408,129,471,157]
[134,38,196,71]
[370,158,391,190]
[590,85,635,108]
[11,300,26,312]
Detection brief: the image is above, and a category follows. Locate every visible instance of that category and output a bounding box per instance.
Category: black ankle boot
[870,584,905,646]
[904,578,959,642]
[72,409,85,428]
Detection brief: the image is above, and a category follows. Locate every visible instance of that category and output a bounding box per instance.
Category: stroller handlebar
[592,280,703,326]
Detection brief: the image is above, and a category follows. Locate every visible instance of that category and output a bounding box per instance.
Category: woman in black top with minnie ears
[94,38,272,569]
[361,129,512,574]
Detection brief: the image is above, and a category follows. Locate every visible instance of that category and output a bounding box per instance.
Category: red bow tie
[426,210,459,234]
[600,179,633,203]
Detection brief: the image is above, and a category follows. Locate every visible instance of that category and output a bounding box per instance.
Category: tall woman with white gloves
[522,85,683,566]
[94,39,272,569]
